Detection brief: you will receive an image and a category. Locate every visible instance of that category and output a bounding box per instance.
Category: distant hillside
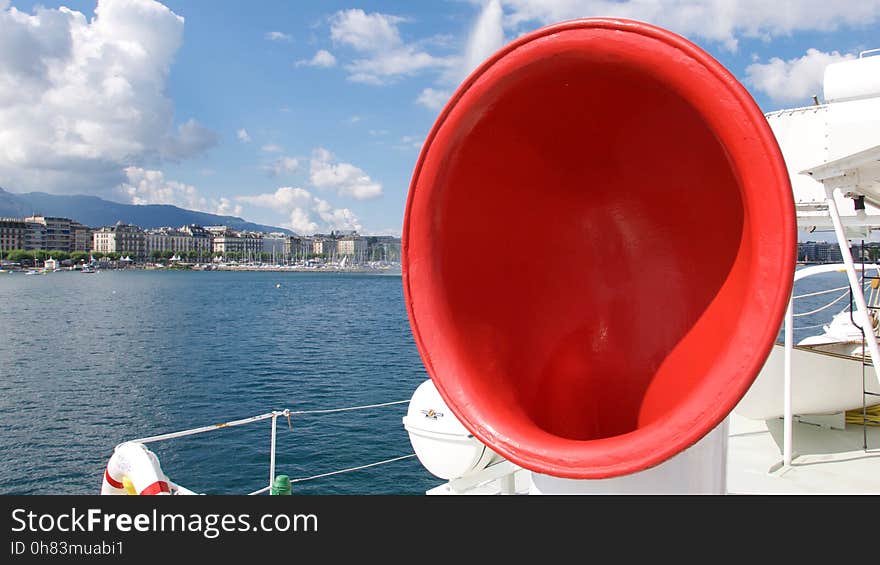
[0,187,293,234]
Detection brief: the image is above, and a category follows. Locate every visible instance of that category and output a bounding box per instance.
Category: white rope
[793,323,828,330]
[289,454,417,483]
[246,453,418,494]
[793,290,850,317]
[128,410,288,445]
[793,285,850,300]
[126,399,411,446]
[290,399,409,415]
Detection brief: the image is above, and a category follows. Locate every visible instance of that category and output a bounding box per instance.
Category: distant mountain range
[0,187,293,234]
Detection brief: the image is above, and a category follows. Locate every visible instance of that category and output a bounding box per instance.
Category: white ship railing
[124,400,414,495]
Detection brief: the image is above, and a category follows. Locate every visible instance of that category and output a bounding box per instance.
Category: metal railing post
[783,293,794,466]
[269,413,278,492]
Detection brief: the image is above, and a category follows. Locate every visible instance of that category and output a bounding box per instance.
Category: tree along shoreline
[1,248,354,267]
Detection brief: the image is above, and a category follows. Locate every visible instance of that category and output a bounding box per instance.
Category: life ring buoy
[101,442,172,495]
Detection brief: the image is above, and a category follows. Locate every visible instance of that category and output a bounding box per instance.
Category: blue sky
[1,0,879,235]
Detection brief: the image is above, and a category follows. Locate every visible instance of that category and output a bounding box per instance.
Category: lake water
[0,270,437,495]
[0,267,854,495]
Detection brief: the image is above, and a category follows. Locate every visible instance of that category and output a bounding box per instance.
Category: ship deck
[727,413,880,494]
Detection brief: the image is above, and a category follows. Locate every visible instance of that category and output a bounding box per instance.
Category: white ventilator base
[528,420,728,494]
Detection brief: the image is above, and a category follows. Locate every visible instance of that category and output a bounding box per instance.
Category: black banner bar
[0,495,869,561]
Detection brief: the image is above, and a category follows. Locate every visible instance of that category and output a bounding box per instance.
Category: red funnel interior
[403,19,795,478]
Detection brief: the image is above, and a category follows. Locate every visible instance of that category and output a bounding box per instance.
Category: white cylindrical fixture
[528,419,729,494]
[824,56,880,103]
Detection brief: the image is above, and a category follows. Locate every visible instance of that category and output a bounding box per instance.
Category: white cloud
[116,166,240,216]
[160,119,218,161]
[746,48,855,103]
[330,9,404,52]
[329,8,452,84]
[347,49,450,85]
[461,0,505,80]
[309,147,383,200]
[214,197,243,217]
[261,144,283,153]
[236,128,251,143]
[288,207,319,234]
[264,156,300,177]
[397,135,424,151]
[296,49,337,68]
[416,87,451,111]
[235,186,362,234]
[0,0,217,193]
[265,31,292,42]
[498,0,880,51]
[237,186,312,209]
[313,197,363,232]
[412,1,503,112]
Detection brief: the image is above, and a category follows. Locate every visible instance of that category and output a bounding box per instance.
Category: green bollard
[270,474,292,495]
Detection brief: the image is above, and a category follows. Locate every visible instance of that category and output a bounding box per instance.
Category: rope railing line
[793,290,850,318]
[290,399,410,415]
[793,323,829,330]
[125,400,411,446]
[128,400,409,443]
[793,285,851,300]
[127,410,288,445]
[288,454,417,484]
[123,401,416,495]
[246,453,417,494]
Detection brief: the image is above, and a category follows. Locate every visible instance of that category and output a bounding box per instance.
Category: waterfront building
[25,216,72,252]
[92,222,146,259]
[0,218,27,252]
[71,222,93,252]
[285,235,313,262]
[210,226,237,256]
[204,226,230,236]
[212,233,240,256]
[337,235,368,262]
[798,241,845,263]
[211,228,262,260]
[145,227,193,255]
[262,234,287,261]
[24,221,46,251]
[238,231,264,260]
[312,236,335,258]
[180,225,213,256]
[367,236,402,262]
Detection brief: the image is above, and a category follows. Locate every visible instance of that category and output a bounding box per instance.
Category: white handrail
[121,400,413,495]
[784,296,794,466]
[127,410,289,445]
[269,412,278,492]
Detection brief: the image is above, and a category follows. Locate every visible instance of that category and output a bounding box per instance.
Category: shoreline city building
[0,211,869,269]
[0,213,402,267]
